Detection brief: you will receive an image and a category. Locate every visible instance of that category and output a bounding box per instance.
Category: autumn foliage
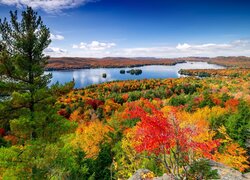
[13,68,247,179]
[125,100,220,178]
[1,6,250,180]
[73,120,111,158]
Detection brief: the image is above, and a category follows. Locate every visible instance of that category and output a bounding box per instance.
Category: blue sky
[0,0,250,57]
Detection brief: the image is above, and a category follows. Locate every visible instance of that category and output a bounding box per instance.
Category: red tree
[127,100,219,178]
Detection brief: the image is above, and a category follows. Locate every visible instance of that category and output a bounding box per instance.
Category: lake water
[47,62,224,88]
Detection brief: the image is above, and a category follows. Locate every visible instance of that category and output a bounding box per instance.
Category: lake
[47,61,225,88]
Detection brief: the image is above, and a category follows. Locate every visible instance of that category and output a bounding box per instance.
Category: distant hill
[46,56,250,70]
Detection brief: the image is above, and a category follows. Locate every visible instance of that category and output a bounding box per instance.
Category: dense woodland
[47,56,250,70]
[0,7,250,179]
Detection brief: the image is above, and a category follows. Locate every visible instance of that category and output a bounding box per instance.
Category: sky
[0,0,250,58]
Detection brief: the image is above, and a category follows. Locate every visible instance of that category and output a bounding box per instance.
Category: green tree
[0,7,51,133]
[0,7,76,178]
[187,159,219,180]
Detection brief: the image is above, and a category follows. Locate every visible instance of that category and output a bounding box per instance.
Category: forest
[47,56,250,70]
[0,7,250,180]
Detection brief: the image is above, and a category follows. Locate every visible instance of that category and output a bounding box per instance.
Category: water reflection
[72,69,114,86]
[47,62,224,88]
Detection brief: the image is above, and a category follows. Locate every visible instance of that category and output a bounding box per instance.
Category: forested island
[0,7,249,180]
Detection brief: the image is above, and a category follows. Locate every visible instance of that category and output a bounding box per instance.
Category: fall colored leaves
[56,73,249,175]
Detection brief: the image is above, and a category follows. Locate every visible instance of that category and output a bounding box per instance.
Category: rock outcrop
[129,160,250,180]
[208,160,249,180]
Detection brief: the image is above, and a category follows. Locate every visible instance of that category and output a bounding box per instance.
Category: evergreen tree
[0,7,52,133]
[0,7,51,90]
[0,7,76,178]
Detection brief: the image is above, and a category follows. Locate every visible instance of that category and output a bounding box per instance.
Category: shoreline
[45,56,250,71]
[45,60,187,71]
[45,60,227,71]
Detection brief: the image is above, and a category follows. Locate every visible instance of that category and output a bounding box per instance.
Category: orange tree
[126,100,219,179]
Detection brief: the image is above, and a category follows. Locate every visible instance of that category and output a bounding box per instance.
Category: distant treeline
[120,69,142,75]
[46,56,250,70]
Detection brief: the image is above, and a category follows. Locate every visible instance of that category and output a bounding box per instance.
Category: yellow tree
[214,126,249,172]
[73,120,110,158]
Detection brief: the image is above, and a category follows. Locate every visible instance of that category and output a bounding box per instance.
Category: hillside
[1,67,250,179]
[46,57,185,70]
[46,56,250,70]
[53,68,250,179]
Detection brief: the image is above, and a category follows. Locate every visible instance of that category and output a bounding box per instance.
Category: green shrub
[198,72,211,77]
[169,94,189,106]
[187,159,219,180]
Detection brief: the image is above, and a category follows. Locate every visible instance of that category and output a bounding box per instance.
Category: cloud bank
[117,39,250,58]
[0,0,94,13]
[73,41,116,51]
[45,39,250,57]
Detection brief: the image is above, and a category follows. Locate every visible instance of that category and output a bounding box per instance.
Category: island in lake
[47,61,225,88]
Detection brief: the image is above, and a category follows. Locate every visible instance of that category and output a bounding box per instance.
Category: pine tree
[0,7,77,178]
[0,7,52,133]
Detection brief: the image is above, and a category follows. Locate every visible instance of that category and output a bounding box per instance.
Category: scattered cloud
[115,39,250,58]
[72,41,116,51]
[176,43,232,51]
[0,0,95,13]
[44,47,67,56]
[176,43,191,50]
[50,33,64,41]
[45,39,250,58]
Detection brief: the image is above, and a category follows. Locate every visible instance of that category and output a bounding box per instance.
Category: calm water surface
[47,62,224,88]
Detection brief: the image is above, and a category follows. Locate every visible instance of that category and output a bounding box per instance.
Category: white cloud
[46,39,250,58]
[50,33,64,40]
[232,39,249,46]
[72,41,116,51]
[107,39,250,58]
[72,44,79,49]
[44,47,67,56]
[176,43,191,50]
[118,46,176,57]
[176,43,232,51]
[0,0,94,13]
